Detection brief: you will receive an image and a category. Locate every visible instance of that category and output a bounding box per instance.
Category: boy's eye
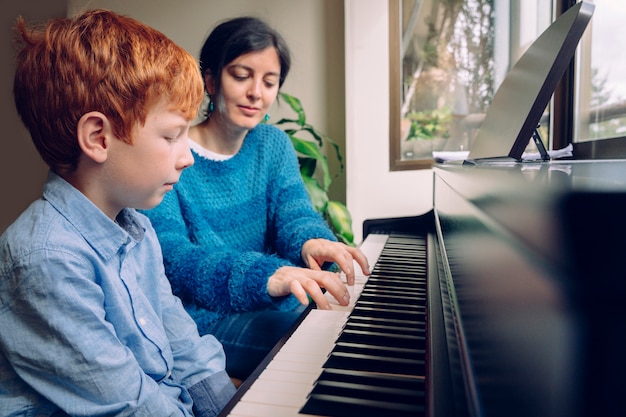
[164,130,184,142]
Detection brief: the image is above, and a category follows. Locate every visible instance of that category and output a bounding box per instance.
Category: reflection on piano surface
[220,160,626,417]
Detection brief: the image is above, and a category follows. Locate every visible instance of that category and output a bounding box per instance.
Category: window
[575,0,626,143]
[390,0,618,171]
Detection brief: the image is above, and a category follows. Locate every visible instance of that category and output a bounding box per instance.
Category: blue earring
[208,100,214,113]
[264,114,270,122]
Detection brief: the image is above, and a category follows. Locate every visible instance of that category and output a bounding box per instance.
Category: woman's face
[215,46,281,131]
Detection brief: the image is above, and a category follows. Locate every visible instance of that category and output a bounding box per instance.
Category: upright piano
[219,159,626,417]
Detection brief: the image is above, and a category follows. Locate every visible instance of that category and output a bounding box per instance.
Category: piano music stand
[464,1,594,164]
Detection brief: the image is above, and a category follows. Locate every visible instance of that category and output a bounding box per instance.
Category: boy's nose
[179,140,195,169]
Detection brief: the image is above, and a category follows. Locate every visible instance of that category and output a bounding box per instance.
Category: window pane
[399,0,552,161]
[575,0,626,142]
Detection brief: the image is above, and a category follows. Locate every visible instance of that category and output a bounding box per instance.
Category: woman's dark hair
[199,17,291,112]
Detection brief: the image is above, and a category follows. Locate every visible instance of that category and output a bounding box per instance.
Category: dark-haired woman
[144,17,369,382]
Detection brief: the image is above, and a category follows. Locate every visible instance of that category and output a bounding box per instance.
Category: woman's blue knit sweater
[143,124,336,333]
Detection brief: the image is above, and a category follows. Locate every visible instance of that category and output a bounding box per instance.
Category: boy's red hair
[13,9,204,174]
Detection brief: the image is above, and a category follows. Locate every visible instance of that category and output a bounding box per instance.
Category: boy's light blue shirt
[0,172,231,417]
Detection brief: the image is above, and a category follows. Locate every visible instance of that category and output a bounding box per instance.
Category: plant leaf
[298,157,316,177]
[274,91,355,245]
[289,135,331,190]
[301,125,324,148]
[320,133,345,174]
[302,176,328,212]
[289,135,324,159]
[325,201,355,246]
[280,92,306,126]
[274,118,300,126]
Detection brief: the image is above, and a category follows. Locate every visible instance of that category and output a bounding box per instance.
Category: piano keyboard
[221,233,428,417]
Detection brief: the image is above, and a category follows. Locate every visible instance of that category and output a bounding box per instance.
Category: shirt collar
[43,171,146,260]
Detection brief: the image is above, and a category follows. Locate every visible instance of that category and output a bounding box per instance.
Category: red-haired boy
[0,9,235,417]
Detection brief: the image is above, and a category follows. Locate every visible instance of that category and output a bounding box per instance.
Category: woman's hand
[266,266,350,310]
[301,239,370,285]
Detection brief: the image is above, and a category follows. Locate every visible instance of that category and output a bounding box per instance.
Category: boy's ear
[76,111,111,163]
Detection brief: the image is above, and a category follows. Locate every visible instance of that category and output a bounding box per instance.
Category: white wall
[345,0,433,243]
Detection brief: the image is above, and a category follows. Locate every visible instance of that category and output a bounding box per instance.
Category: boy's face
[104,100,194,213]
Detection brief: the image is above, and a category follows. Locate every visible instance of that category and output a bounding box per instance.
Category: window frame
[388,0,435,171]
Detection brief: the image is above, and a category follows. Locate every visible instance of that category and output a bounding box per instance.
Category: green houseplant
[405,107,452,141]
[273,92,356,246]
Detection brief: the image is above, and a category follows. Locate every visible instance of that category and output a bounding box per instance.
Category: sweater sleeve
[143,189,300,316]
[265,127,337,264]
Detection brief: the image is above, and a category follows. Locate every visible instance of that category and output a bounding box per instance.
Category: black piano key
[301,393,425,417]
[300,369,425,417]
[333,341,425,358]
[323,351,425,375]
[313,367,426,384]
[357,293,426,306]
[356,290,425,300]
[300,232,429,417]
[347,314,424,328]
[373,263,426,272]
[380,244,425,252]
[373,264,425,272]
[324,342,426,375]
[335,328,426,349]
[351,304,426,321]
[342,320,426,337]
[370,266,426,276]
[361,284,426,295]
[365,281,426,290]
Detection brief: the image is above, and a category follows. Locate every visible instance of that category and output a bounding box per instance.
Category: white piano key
[239,380,313,407]
[255,367,318,384]
[231,312,345,385]
[227,401,308,417]
[266,357,325,374]
[359,233,388,263]
[228,310,347,415]
[270,350,327,365]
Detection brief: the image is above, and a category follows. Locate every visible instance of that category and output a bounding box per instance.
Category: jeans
[205,307,307,380]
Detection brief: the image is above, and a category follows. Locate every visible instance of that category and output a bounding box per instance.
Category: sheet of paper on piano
[433,143,573,163]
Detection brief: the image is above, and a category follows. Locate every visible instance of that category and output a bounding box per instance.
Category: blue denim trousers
[205,307,307,380]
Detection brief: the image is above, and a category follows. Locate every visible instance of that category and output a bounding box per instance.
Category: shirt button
[138,318,147,326]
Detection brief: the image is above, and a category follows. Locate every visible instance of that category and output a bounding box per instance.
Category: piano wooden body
[219,159,626,417]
